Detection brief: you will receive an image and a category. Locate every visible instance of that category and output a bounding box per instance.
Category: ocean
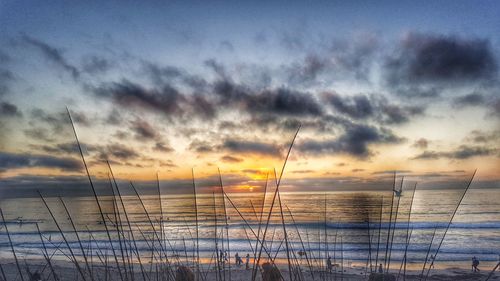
[0,188,499,271]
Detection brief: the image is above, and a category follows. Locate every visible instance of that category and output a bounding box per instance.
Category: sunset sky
[0,1,499,195]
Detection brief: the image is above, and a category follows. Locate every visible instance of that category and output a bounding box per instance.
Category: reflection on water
[0,188,499,271]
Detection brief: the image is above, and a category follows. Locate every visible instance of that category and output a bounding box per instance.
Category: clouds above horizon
[0,2,499,188]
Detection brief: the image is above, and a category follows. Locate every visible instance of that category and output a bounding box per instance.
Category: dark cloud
[298,123,404,158]
[81,55,112,74]
[213,80,323,117]
[93,79,216,120]
[22,34,80,79]
[351,169,365,172]
[204,59,228,79]
[23,128,55,142]
[412,138,429,149]
[466,130,500,143]
[412,145,496,160]
[220,139,281,157]
[453,93,486,107]
[105,109,123,125]
[93,80,185,118]
[322,92,374,119]
[0,152,82,172]
[31,142,80,155]
[386,33,498,87]
[154,141,174,153]
[0,102,22,117]
[220,155,243,163]
[287,54,327,83]
[104,143,140,160]
[30,108,68,131]
[189,140,215,153]
[70,111,91,127]
[249,88,322,116]
[143,62,208,91]
[322,92,424,124]
[130,118,158,140]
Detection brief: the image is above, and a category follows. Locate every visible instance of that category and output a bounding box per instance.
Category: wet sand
[1,258,498,281]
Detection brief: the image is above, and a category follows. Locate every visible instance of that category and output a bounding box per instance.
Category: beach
[1,258,498,281]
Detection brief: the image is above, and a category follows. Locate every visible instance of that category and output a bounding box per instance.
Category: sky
[0,1,499,195]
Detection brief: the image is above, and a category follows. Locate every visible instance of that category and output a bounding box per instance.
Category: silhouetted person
[175,266,194,281]
[472,256,480,272]
[327,256,332,272]
[26,268,42,281]
[235,253,243,265]
[246,254,250,269]
[429,255,435,269]
[378,263,383,273]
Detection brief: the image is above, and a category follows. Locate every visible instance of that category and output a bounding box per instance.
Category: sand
[0,258,498,281]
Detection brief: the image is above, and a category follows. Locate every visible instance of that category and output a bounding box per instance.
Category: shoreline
[1,258,498,281]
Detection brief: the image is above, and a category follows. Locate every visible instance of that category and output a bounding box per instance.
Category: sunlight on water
[0,188,499,270]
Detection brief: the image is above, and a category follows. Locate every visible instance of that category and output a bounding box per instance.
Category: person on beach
[246,254,250,269]
[327,256,332,272]
[378,263,383,273]
[235,253,240,265]
[236,253,244,266]
[26,268,42,281]
[472,256,480,272]
[224,251,228,262]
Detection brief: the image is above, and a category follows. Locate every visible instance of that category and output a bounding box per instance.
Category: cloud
[31,142,80,155]
[130,118,158,140]
[24,128,55,142]
[220,155,243,163]
[29,108,69,132]
[22,34,80,79]
[298,123,404,158]
[386,33,498,86]
[466,130,500,144]
[213,81,323,117]
[0,152,82,172]
[103,143,140,160]
[219,139,282,157]
[81,55,112,74]
[93,80,186,118]
[412,138,429,149]
[143,61,208,91]
[204,59,228,79]
[322,92,424,124]
[322,92,374,119]
[189,139,215,153]
[154,141,174,153]
[453,93,486,107]
[412,145,496,160]
[0,102,22,117]
[93,79,216,120]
